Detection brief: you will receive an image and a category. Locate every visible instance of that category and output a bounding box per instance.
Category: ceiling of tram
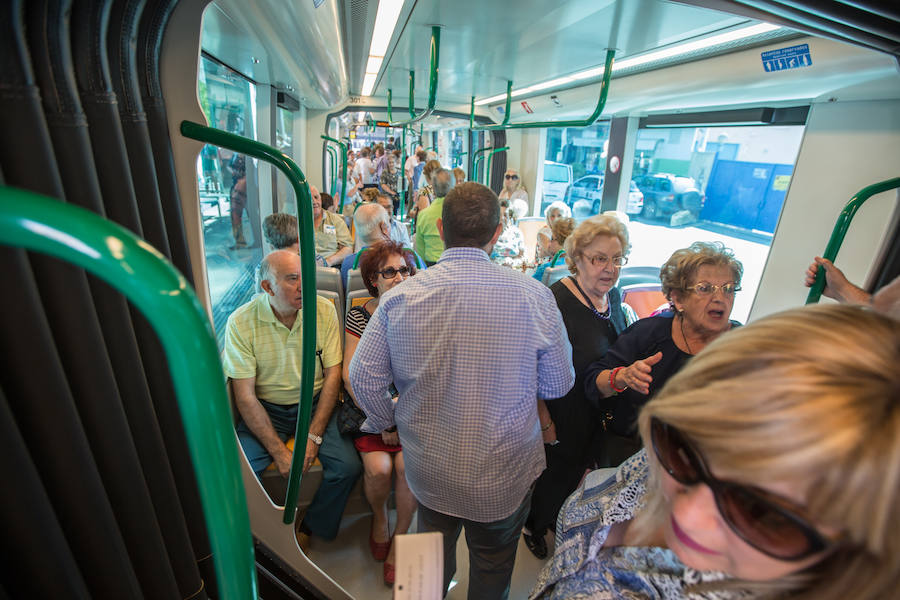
[367,0,753,103]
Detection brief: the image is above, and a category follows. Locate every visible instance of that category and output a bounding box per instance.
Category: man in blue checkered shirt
[350,181,574,599]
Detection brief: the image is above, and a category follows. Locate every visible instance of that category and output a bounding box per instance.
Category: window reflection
[196,56,263,348]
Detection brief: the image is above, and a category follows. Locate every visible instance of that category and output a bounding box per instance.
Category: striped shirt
[349,247,575,521]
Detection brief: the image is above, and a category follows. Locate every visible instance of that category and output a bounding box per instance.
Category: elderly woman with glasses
[342,240,418,586]
[499,168,529,219]
[523,215,638,559]
[584,241,743,467]
[532,304,900,600]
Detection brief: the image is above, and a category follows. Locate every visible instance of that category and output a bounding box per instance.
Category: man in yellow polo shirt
[223,250,361,548]
[311,185,353,267]
[414,168,454,266]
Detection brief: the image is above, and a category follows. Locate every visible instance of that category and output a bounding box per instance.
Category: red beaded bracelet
[610,366,628,393]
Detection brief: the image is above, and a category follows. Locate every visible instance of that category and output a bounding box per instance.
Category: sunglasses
[650,418,831,560]
[504,174,519,180]
[377,266,412,279]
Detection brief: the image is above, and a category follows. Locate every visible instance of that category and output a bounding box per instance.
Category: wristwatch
[307,432,323,446]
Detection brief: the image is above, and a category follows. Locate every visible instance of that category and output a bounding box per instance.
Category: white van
[541,161,573,216]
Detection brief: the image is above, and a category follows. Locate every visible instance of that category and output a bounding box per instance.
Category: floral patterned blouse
[530,451,747,600]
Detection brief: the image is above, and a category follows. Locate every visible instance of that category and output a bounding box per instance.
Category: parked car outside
[565,174,603,213]
[540,161,573,215]
[625,180,644,215]
[633,173,703,221]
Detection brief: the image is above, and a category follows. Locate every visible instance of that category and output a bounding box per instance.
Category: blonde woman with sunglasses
[533,303,900,599]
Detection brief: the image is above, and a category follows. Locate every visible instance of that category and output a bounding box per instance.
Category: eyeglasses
[582,254,628,268]
[650,418,831,560]
[504,174,519,180]
[685,282,741,296]
[377,266,411,279]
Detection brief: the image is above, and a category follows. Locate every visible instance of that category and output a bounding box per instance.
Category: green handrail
[387,26,441,127]
[182,121,316,526]
[472,147,491,186]
[806,177,900,304]
[0,186,256,599]
[321,135,349,213]
[468,49,615,130]
[469,81,512,131]
[325,145,338,197]
[454,150,468,169]
[550,249,566,267]
[484,145,509,188]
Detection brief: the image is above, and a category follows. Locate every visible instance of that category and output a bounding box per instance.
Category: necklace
[679,315,694,354]
[570,276,610,321]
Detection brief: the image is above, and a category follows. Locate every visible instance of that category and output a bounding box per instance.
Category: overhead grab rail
[468,49,616,130]
[182,121,317,526]
[321,135,349,213]
[806,176,900,304]
[0,186,257,599]
[484,145,509,187]
[386,26,441,127]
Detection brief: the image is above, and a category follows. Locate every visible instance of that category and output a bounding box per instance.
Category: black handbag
[336,393,367,435]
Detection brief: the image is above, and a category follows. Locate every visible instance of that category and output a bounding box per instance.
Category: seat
[317,289,344,331]
[346,268,366,295]
[345,289,374,320]
[620,284,668,319]
[543,264,570,287]
[316,266,343,296]
[518,217,545,261]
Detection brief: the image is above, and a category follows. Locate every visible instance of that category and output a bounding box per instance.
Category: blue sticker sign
[313,0,325,7]
[761,44,812,72]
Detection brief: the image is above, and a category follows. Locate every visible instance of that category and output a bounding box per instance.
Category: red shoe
[369,528,391,562]
[383,561,395,586]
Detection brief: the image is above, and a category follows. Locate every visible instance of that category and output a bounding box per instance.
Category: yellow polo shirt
[222,293,342,404]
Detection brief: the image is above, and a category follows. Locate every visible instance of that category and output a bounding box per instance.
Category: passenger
[532,217,576,283]
[374,145,388,182]
[491,198,526,268]
[414,168,453,267]
[311,185,353,267]
[378,151,399,210]
[524,215,637,559]
[377,192,412,247]
[804,256,900,318]
[342,203,401,289]
[354,146,376,187]
[407,158,441,224]
[342,240,419,586]
[532,304,900,600]
[228,153,249,249]
[499,168,529,220]
[452,166,466,186]
[223,250,362,553]
[585,241,743,466]
[411,149,428,191]
[261,212,326,266]
[536,201,572,262]
[349,182,574,600]
[320,192,336,213]
[385,136,396,151]
[404,145,422,190]
[359,187,380,207]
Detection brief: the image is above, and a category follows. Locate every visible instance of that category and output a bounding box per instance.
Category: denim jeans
[236,397,362,540]
[416,486,533,600]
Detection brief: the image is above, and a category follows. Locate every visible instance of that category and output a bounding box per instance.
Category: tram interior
[1,0,898,598]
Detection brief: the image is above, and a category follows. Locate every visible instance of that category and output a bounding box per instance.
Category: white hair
[353,203,390,246]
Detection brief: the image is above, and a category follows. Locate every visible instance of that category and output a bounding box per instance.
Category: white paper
[393,531,443,599]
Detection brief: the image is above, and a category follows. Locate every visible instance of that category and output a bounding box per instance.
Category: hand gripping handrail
[0,185,256,599]
[387,26,441,127]
[484,145,509,187]
[468,49,616,130]
[806,177,900,304]
[321,135,349,213]
[182,121,316,526]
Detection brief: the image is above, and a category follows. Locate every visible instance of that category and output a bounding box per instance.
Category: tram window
[542,123,610,217]
[274,107,295,214]
[196,56,264,348]
[627,125,805,323]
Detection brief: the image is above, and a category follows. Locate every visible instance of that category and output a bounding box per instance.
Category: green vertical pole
[321,136,348,213]
[400,126,408,216]
[485,146,509,189]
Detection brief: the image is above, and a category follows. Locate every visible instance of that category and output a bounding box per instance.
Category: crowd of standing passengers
[223,144,900,599]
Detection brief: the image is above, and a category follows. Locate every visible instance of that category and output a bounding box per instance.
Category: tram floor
[310,510,552,599]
